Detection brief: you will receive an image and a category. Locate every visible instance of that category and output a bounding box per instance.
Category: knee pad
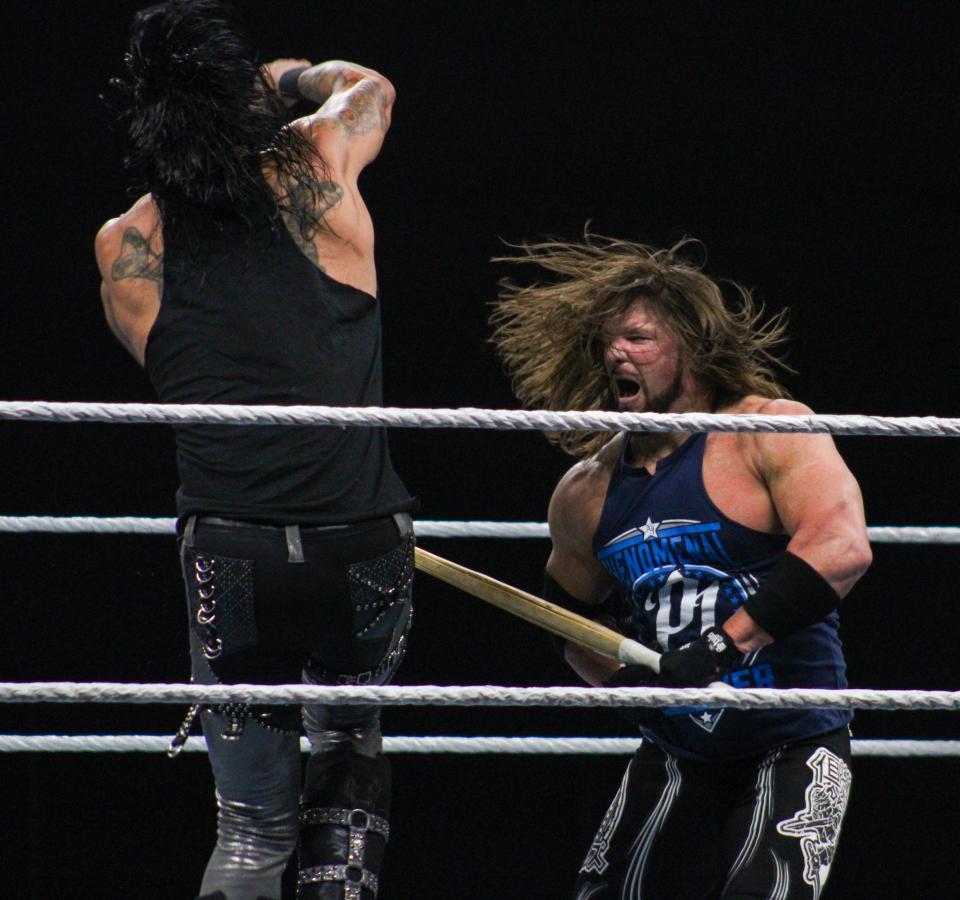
[298,745,392,899]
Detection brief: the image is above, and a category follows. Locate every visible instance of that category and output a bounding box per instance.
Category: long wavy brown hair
[490,233,792,458]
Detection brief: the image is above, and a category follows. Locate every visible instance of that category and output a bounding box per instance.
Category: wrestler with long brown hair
[491,233,870,899]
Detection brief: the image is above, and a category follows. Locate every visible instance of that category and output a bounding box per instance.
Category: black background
[1,2,958,898]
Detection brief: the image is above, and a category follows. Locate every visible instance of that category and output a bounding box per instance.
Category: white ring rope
[0,734,956,757]
[1,401,958,437]
[0,517,956,544]
[0,516,176,535]
[2,682,959,711]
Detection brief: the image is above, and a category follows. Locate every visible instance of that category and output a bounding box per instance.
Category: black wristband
[278,65,309,99]
[742,551,840,640]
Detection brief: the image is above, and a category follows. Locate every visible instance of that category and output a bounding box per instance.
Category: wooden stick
[414,546,660,672]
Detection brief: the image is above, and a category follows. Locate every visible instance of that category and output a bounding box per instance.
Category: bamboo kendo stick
[414,546,661,672]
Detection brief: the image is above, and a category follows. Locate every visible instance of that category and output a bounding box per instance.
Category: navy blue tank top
[145,198,415,525]
[593,433,850,760]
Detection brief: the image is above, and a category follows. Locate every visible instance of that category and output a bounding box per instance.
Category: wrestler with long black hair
[96,4,416,898]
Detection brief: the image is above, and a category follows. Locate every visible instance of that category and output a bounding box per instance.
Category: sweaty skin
[95,59,396,366]
[547,300,872,685]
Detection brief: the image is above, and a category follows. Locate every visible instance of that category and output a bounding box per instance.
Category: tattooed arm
[261,60,390,292]
[274,173,343,269]
[286,60,396,179]
[94,197,163,366]
[109,227,163,284]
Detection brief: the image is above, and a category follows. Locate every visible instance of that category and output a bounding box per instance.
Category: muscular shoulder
[549,437,620,549]
[95,195,162,277]
[546,438,620,601]
[721,394,813,417]
[726,395,828,479]
[722,394,813,416]
[95,195,163,365]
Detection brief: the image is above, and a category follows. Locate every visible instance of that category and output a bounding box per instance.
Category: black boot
[297,747,391,899]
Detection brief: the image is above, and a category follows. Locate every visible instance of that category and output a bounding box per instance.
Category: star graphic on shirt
[698,711,715,726]
[640,517,660,541]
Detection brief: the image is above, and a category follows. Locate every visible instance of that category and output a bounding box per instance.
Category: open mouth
[615,377,641,400]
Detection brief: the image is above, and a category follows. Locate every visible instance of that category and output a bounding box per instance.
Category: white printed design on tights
[622,755,682,899]
[775,747,852,899]
[580,763,631,874]
[722,749,781,891]
[767,850,791,900]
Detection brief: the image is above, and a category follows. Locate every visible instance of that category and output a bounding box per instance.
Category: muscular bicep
[756,403,871,595]
[545,547,611,604]
[99,280,126,348]
[546,464,615,603]
[546,458,624,684]
[95,218,162,366]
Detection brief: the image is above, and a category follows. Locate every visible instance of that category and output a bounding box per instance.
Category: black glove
[603,663,663,728]
[658,627,742,687]
[603,664,660,689]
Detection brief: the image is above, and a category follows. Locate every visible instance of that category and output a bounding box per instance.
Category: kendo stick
[414,547,661,672]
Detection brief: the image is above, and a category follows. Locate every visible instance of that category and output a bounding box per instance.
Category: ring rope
[2,682,959,711]
[1,401,958,437]
[1,517,956,544]
[1,734,956,757]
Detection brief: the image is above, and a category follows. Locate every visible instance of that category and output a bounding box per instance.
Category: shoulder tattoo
[279,173,344,267]
[111,227,163,284]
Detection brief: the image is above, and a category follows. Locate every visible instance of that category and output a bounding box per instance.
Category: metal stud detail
[297,864,379,899]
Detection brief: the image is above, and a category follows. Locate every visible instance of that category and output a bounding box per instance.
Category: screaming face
[601,300,687,414]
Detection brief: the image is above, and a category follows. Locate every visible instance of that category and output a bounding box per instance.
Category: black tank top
[144,198,415,525]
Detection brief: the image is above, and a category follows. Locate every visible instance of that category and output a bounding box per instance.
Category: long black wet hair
[110,0,328,261]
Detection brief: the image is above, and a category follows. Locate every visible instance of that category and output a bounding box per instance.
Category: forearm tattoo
[333,80,387,136]
[299,67,388,137]
[111,228,163,283]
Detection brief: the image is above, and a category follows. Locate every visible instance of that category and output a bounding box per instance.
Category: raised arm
[265,58,395,181]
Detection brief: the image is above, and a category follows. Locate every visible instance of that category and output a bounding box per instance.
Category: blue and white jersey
[593,433,851,760]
